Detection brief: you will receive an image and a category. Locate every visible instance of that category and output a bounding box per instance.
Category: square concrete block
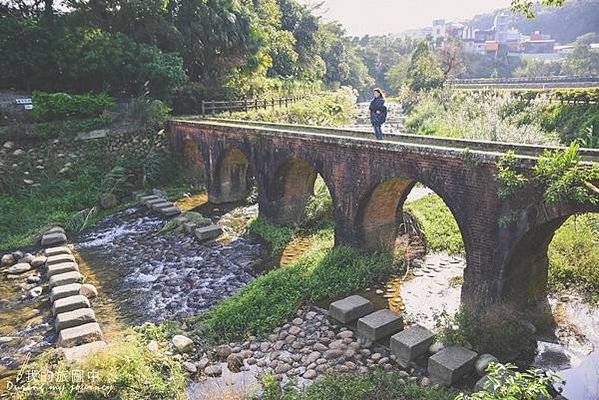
[62,341,107,361]
[195,225,222,241]
[58,322,103,348]
[50,283,82,303]
[390,324,435,367]
[159,206,182,217]
[140,195,160,204]
[46,254,76,266]
[428,346,478,386]
[151,201,173,211]
[44,246,71,257]
[329,295,375,323]
[55,308,96,331]
[47,262,79,278]
[183,222,197,233]
[357,309,403,341]
[49,271,83,289]
[41,232,67,247]
[52,295,90,316]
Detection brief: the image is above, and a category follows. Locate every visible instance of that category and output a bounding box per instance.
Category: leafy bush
[172,82,211,115]
[14,331,186,400]
[32,92,115,122]
[496,151,528,200]
[304,175,334,229]
[248,217,295,254]
[456,362,561,400]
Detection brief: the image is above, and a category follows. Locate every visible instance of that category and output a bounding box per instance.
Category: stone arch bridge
[169,118,599,314]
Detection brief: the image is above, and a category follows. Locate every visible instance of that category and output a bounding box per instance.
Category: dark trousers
[373,124,383,140]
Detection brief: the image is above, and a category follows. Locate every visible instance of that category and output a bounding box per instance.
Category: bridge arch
[180,137,206,179]
[498,203,599,306]
[263,158,335,225]
[209,146,253,204]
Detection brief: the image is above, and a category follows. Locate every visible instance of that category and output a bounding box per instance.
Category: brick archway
[209,147,252,204]
[180,137,206,179]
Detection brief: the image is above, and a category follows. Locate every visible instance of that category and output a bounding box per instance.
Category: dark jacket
[369,97,386,125]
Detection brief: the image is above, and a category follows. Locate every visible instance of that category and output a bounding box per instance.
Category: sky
[297,0,513,36]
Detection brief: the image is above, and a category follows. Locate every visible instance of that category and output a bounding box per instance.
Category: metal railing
[449,76,599,85]
[201,96,306,116]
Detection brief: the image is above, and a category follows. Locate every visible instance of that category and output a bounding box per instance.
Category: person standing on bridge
[369,88,387,140]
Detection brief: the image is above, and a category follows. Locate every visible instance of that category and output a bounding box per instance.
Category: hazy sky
[298,0,512,36]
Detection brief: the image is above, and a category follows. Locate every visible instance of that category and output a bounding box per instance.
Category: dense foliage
[32,91,115,122]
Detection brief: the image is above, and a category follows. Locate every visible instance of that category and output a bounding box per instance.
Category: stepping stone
[357,309,403,341]
[151,201,173,211]
[41,232,67,247]
[196,218,212,228]
[47,262,79,278]
[44,246,71,257]
[390,324,435,367]
[62,341,107,361]
[139,195,160,204]
[159,206,181,217]
[134,191,148,202]
[50,283,82,303]
[52,295,90,316]
[428,346,477,386]
[174,216,188,225]
[329,295,375,323]
[46,254,76,266]
[195,225,222,241]
[55,308,96,331]
[49,271,83,289]
[57,322,103,347]
[145,198,166,207]
[46,227,66,235]
[183,222,197,234]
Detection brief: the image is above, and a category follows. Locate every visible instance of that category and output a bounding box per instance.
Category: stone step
[146,198,167,207]
[159,206,181,217]
[57,322,103,348]
[44,246,71,257]
[62,341,107,361]
[41,232,67,247]
[46,227,66,235]
[329,295,375,324]
[49,271,83,289]
[139,195,160,204]
[183,222,197,234]
[50,283,82,303]
[52,295,90,316]
[428,346,477,386]
[134,191,148,202]
[390,324,435,367]
[55,308,96,331]
[46,254,76,266]
[47,262,79,278]
[357,309,403,341]
[195,225,222,241]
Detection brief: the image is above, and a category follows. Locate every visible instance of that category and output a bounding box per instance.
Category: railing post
[201,100,205,117]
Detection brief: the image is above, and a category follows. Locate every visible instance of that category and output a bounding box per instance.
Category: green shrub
[248,217,295,254]
[405,194,464,255]
[32,91,116,122]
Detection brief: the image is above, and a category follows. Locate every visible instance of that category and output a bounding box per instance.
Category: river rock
[18,253,34,264]
[3,141,14,150]
[29,287,43,298]
[227,353,244,372]
[12,251,23,260]
[30,256,47,268]
[204,365,222,377]
[183,361,197,374]
[197,358,210,370]
[215,344,232,360]
[80,284,98,299]
[6,263,32,275]
[172,335,193,353]
[1,254,15,267]
[429,342,445,354]
[475,354,499,376]
[147,340,159,352]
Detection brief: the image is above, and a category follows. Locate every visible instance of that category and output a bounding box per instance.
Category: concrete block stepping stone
[140,195,160,204]
[151,201,173,211]
[47,262,79,278]
[62,341,107,361]
[196,218,212,228]
[174,216,188,225]
[390,324,435,367]
[57,322,103,347]
[55,308,96,331]
[46,254,76,266]
[50,283,82,303]
[47,227,66,235]
[428,346,477,386]
[159,206,181,217]
[44,246,71,257]
[49,271,83,289]
[357,309,403,341]
[329,295,375,323]
[183,222,197,233]
[52,295,90,316]
[41,232,67,247]
[195,225,222,241]
[146,198,167,208]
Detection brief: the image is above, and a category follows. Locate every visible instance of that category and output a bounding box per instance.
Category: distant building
[522,39,556,54]
[432,19,446,39]
[494,13,510,43]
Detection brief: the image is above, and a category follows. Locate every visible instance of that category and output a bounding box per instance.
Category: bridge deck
[172,117,599,163]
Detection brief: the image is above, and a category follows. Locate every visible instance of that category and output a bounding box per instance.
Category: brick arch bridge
[169,119,599,313]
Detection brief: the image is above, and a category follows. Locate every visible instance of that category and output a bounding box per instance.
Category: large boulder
[6,263,32,275]
[172,335,193,353]
[1,254,15,267]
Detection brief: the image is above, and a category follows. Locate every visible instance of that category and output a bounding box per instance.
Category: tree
[406,42,444,91]
[437,40,465,83]
[563,43,599,76]
[511,0,565,18]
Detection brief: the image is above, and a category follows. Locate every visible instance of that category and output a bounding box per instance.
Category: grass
[13,330,186,400]
[405,194,465,255]
[248,217,295,254]
[548,214,599,303]
[190,227,397,341]
[260,370,455,400]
